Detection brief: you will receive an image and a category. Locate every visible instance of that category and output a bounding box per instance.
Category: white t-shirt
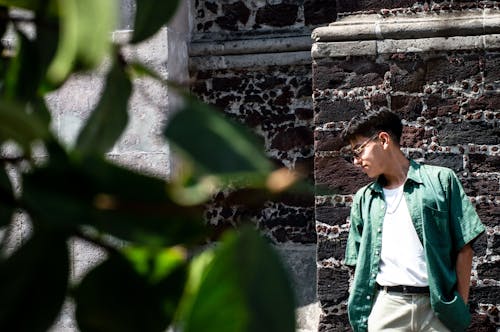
[376,185,428,287]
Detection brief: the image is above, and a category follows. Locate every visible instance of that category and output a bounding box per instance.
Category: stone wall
[312,5,499,332]
[189,1,337,330]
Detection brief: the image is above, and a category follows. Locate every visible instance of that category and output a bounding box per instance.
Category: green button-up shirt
[345,160,485,332]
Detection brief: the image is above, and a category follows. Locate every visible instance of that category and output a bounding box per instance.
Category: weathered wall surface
[44,1,191,330]
[189,1,337,330]
[312,4,499,331]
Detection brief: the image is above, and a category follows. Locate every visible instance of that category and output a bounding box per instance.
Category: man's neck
[382,152,410,189]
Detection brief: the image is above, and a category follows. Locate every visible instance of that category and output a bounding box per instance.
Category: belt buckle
[403,286,407,293]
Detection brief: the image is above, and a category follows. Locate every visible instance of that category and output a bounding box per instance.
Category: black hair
[341,108,403,144]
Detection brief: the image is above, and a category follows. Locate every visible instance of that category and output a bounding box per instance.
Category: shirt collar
[370,159,423,194]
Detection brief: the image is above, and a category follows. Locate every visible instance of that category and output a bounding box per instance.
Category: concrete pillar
[47,1,191,330]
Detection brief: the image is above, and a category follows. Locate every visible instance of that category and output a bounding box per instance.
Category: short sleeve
[344,192,364,266]
[448,171,486,250]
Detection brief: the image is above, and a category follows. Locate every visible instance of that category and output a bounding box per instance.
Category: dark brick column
[312,7,500,332]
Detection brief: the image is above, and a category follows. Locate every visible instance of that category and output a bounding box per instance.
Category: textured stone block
[468,154,500,173]
[216,2,250,31]
[471,232,487,257]
[425,54,480,84]
[255,3,299,27]
[270,126,314,151]
[475,202,499,227]
[313,57,387,90]
[314,98,365,124]
[318,313,351,332]
[317,267,350,303]
[389,59,426,93]
[316,206,350,226]
[317,231,349,261]
[276,244,318,305]
[391,95,422,121]
[492,233,500,256]
[467,312,498,332]
[466,93,500,112]
[462,176,500,197]
[483,53,500,84]
[315,155,371,194]
[477,261,500,280]
[470,286,500,306]
[437,122,500,145]
[423,94,460,118]
[423,153,464,172]
[304,0,337,26]
[401,126,431,148]
[314,130,345,152]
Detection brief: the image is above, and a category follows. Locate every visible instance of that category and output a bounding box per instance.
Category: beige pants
[368,290,450,332]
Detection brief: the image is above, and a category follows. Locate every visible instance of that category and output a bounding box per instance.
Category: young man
[342,109,485,332]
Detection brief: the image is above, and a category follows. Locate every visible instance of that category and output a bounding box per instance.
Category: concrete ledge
[312,34,500,58]
[189,51,311,71]
[312,9,500,42]
[189,35,312,57]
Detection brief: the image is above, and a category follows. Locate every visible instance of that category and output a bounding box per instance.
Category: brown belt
[376,283,430,294]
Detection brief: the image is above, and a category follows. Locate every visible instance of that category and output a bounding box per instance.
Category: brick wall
[191,64,316,243]
[190,1,499,331]
[312,6,499,332]
[190,2,343,243]
[189,1,337,330]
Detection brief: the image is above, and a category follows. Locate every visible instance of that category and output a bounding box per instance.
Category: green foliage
[75,252,186,332]
[0,230,69,332]
[0,1,299,332]
[165,96,273,175]
[180,229,296,332]
[75,59,132,157]
[131,0,180,44]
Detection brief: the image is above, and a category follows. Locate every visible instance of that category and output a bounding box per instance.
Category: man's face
[349,133,383,178]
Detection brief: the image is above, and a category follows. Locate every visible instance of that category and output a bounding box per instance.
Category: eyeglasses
[351,133,379,159]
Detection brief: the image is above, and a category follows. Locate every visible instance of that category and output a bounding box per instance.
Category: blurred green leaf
[0,164,14,228]
[0,100,49,150]
[47,0,116,83]
[181,228,296,332]
[123,245,186,283]
[128,61,165,81]
[74,0,117,68]
[75,252,186,332]
[4,32,39,100]
[131,0,180,44]
[22,151,207,246]
[165,97,272,175]
[0,0,41,11]
[0,230,69,332]
[76,60,132,157]
[31,96,52,128]
[46,0,78,83]
[3,21,59,98]
[35,19,63,93]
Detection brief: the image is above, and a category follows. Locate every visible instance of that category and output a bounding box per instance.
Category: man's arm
[456,243,474,303]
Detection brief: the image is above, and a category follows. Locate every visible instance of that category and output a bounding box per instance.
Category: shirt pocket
[422,205,451,248]
[434,291,471,331]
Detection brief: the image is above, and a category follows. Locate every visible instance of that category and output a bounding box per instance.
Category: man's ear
[379,132,391,148]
